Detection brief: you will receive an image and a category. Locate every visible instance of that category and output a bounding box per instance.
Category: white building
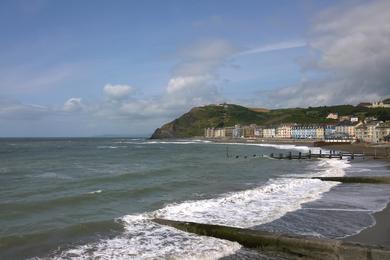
[276,124,293,139]
[326,113,338,120]
[263,127,276,138]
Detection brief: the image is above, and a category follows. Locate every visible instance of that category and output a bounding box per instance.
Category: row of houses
[356,121,390,143]
[204,120,390,143]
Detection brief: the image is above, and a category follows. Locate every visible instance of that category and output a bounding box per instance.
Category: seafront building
[291,125,320,139]
[232,125,242,138]
[335,120,359,138]
[276,124,293,139]
[242,125,256,138]
[204,119,390,143]
[214,128,225,138]
[263,127,276,138]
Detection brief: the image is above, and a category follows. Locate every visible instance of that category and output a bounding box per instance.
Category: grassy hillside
[150,103,390,138]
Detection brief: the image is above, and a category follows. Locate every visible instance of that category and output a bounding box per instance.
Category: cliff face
[150,122,177,139]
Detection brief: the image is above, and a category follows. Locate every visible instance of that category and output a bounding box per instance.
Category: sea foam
[55,158,349,260]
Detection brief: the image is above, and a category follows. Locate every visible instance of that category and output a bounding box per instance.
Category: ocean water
[0,138,389,259]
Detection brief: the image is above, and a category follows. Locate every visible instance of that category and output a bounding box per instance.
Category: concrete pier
[153,219,390,260]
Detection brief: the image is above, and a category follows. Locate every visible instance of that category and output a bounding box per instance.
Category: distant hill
[150,103,390,139]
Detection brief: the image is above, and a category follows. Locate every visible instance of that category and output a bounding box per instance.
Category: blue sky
[0,0,389,137]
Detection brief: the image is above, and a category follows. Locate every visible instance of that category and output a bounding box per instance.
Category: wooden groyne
[231,150,364,160]
[312,176,390,184]
[153,218,390,260]
[268,150,362,160]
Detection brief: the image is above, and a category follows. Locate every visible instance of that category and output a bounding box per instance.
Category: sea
[1,138,390,259]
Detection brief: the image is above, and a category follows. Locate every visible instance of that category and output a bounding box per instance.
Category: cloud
[103,84,135,100]
[92,39,234,121]
[0,98,51,120]
[163,39,234,107]
[262,0,390,107]
[238,40,306,56]
[63,98,85,112]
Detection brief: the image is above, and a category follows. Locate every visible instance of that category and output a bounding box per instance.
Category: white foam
[154,177,337,227]
[308,159,350,177]
[56,215,240,259]
[140,139,212,145]
[217,142,321,153]
[55,159,350,259]
[88,190,102,194]
[97,146,128,149]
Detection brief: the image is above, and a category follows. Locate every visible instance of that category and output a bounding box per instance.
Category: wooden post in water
[339,152,342,160]
[270,153,274,158]
[279,153,283,159]
[288,151,292,160]
[308,150,312,159]
[319,150,322,158]
[351,152,354,160]
[298,152,302,159]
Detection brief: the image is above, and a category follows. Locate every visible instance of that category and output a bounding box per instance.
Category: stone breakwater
[153,218,390,260]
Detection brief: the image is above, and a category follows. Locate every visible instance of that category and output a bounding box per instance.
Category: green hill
[150,103,390,139]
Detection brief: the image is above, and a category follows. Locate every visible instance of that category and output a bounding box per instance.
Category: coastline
[204,137,390,247]
[204,137,390,162]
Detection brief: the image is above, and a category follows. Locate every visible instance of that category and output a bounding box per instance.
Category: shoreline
[344,202,390,246]
[203,137,390,162]
[206,137,390,247]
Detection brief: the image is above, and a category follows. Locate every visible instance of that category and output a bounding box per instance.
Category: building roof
[336,120,358,126]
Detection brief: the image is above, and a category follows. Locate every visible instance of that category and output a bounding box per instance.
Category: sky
[0,0,389,137]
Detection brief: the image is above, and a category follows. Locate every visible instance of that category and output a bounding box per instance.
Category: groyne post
[298,152,302,159]
[308,150,311,159]
[288,151,292,160]
[319,150,322,158]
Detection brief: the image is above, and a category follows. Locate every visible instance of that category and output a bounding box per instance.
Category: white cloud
[161,39,234,109]
[103,84,135,100]
[63,98,84,112]
[262,0,390,107]
[166,75,212,94]
[238,40,306,56]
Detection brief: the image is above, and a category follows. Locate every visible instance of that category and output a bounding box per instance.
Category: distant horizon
[1,100,388,138]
